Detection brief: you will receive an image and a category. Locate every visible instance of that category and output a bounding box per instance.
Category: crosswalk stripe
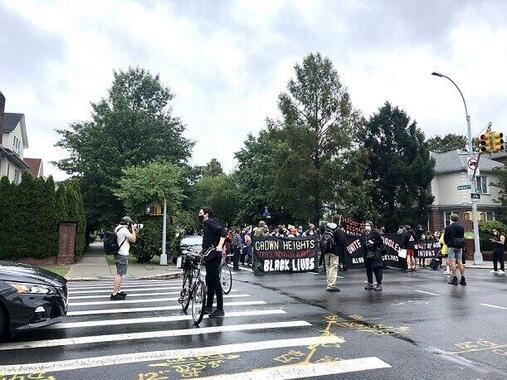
[67,300,267,316]
[68,291,181,299]
[197,357,391,379]
[68,286,183,294]
[0,335,341,374]
[68,282,182,290]
[0,321,311,351]
[49,309,286,329]
[67,280,171,286]
[68,289,238,299]
[69,294,250,306]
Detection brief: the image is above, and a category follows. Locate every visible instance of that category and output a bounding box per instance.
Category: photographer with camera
[110,216,137,300]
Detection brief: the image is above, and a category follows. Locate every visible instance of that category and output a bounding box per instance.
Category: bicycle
[178,248,207,325]
[219,250,233,295]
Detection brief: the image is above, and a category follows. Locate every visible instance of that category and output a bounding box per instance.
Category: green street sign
[457,185,472,191]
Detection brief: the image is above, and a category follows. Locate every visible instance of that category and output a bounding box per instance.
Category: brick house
[429,150,503,232]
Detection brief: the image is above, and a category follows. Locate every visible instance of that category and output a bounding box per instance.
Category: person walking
[491,229,505,274]
[444,214,466,286]
[332,215,347,272]
[231,227,243,270]
[404,225,417,271]
[320,223,340,292]
[362,221,383,291]
[199,206,227,318]
[110,216,136,300]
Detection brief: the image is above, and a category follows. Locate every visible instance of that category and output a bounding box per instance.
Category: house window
[14,169,20,184]
[476,176,488,194]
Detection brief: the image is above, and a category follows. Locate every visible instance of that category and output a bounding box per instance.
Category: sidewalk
[66,242,181,280]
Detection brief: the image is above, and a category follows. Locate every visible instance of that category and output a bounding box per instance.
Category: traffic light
[479,133,490,153]
[491,131,504,152]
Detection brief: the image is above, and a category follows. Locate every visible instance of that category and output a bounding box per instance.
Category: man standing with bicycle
[199,206,227,318]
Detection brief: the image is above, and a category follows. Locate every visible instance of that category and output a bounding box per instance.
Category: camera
[128,222,144,231]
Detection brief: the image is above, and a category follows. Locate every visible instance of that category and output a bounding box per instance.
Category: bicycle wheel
[191,279,206,325]
[220,263,233,294]
[180,273,192,312]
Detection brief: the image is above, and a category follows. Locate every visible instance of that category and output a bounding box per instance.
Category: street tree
[114,160,185,263]
[426,133,467,153]
[54,67,194,234]
[200,158,224,178]
[361,102,435,230]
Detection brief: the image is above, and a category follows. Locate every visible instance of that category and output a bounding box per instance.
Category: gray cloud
[0,4,65,91]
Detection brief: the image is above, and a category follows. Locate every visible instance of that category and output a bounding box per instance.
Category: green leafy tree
[274,53,362,223]
[426,134,467,153]
[54,67,194,234]
[114,161,185,262]
[0,176,15,259]
[199,158,224,178]
[361,102,435,230]
[193,174,241,226]
[55,185,69,222]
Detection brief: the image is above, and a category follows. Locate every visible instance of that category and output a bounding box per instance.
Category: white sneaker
[442,270,451,275]
[490,270,498,273]
[498,270,505,275]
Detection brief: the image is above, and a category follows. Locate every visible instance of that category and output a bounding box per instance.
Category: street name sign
[457,185,472,191]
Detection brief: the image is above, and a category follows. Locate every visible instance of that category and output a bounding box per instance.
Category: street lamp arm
[432,72,469,118]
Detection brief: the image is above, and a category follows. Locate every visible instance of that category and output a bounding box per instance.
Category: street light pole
[431,72,483,264]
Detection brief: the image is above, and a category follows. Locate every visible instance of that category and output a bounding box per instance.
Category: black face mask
[198,215,204,221]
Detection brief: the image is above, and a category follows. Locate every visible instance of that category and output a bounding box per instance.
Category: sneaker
[203,306,213,315]
[110,293,125,300]
[448,276,458,286]
[327,288,340,293]
[459,277,467,286]
[498,270,506,275]
[490,270,498,273]
[118,291,127,297]
[374,284,382,291]
[364,283,374,290]
[443,270,451,275]
[209,309,225,318]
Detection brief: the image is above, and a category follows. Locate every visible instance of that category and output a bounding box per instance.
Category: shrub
[479,220,507,234]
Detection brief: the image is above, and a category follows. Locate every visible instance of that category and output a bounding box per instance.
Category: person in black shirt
[362,221,384,291]
[444,214,466,286]
[199,206,227,318]
[333,215,347,271]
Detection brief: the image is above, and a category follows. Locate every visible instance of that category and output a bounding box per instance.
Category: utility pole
[160,199,168,266]
[432,72,483,264]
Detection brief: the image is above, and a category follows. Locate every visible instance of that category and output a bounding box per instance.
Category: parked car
[0,261,68,339]
[179,235,203,255]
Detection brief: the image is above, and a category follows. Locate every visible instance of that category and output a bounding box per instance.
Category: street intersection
[0,267,506,379]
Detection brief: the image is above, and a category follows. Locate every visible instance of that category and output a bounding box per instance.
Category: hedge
[0,174,86,260]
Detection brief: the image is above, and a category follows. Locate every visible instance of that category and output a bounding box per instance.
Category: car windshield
[181,236,202,246]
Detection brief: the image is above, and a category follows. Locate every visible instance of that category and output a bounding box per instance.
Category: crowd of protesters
[180,212,505,294]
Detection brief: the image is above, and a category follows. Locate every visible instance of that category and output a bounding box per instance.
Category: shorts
[447,248,462,262]
[115,254,128,276]
[406,249,415,257]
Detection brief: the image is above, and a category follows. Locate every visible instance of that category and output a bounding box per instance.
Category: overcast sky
[1,0,507,180]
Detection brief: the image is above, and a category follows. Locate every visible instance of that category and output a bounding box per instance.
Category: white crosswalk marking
[0,336,344,375]
[68,291,181,299]
[49,309,286,329]
[68,286,183,294]
[69,294,250,306]
[68,282,182,290]
[0,321,311,350]
[67,300,268,316]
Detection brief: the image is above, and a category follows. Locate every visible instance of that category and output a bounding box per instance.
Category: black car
[0,261,68,339]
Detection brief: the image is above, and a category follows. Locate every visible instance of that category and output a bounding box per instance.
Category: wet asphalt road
[0,266,506,379]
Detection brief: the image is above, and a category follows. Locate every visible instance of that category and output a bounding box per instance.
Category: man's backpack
[103,228,127,255]
[452,238,467,249]
[320,232,335,254]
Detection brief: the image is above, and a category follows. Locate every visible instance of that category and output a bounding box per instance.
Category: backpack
[231,234,242,250]
[320,232,335,254]
[103,227,127,255]
[452,238,467,249]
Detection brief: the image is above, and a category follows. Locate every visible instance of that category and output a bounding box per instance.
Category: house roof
[1,113,24,132]
[23,158,43,177]
[0,147,30,169]
[430,149,503,174]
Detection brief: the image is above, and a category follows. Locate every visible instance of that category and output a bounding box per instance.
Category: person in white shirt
[111,216,136,300]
